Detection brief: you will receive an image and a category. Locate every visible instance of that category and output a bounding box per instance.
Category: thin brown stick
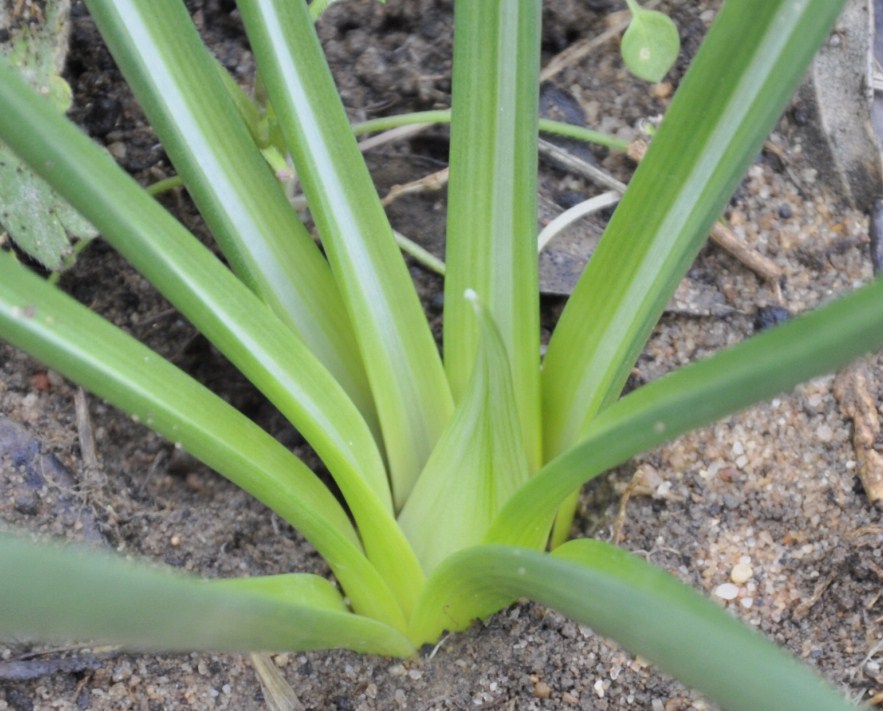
[708,222,783,283]
[834,360,883,506]
[74,387,99,474]
[381,167,450,207]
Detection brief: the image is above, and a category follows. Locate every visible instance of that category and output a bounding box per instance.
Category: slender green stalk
[353,110,453,135]
[538,120,630,152]
[444,0,543,470]
[145,174,184,196]
[237,0,454,508]
[352,111,630,152]
[84,0,376,426]
[393,230,447,276]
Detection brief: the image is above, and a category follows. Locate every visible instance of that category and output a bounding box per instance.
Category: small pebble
[108,141,127,160]
[593,679,606,698]
[816,424,833,442]
[533,680,552,699]
[651,82,672,99]
[730,563,753,584]
[714,583,740,601]
[30,372,51,391]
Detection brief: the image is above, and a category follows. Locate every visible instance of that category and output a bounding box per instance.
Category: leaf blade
[0,535,414,656]
[491,273,883,548]
[0,16,425,624]
[542,0,846,458]
[0,58,394,516]
[0,249,408,629]
[411,542,853,711]
[83,0,375,421]
[621,2,680,83]
[398,291,530,572]
[443,0,543,471]
[236,0,454,508]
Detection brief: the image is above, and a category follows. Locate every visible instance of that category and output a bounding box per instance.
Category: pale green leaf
[398,291,530,573]
[544,0,845,459]
[443,0,542,471]
[542,0,846,545]
[621,2,680,83]
[83,0,376,426]
[0,152,96,269]
[0,32,426,623]
[212,574,349,612]
[1,0,72,110]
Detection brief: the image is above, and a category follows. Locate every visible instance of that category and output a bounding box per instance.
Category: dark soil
[1,1,882,709]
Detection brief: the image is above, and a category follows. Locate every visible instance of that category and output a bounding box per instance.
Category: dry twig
[834,361,883,506]
[381,167,449,208]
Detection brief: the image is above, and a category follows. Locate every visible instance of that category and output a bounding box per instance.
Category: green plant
[621,0,680,82]
[0,0,97,270]
[0,0,876,709]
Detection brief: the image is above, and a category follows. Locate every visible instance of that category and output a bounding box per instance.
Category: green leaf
[621,1,680,83]
[0,0,72,112]
[541,0,845,478]
[0,249,408,630]
[236,0,454,508]
[0,14,426,624]
[398,290,531,573]
[546,0,844,548]
[212,574,350,612]
[0,56,390,509]
[0,152,97,269]
[82,0,375,426]
[490,272,883,549]
[0,0,96,269]
[443,0,543,471]
[410,542,853,711]
[0,535,414,656]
